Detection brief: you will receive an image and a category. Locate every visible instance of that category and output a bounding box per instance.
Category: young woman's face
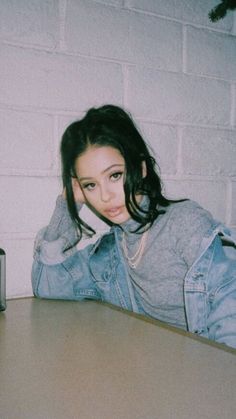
[75,146,131,224]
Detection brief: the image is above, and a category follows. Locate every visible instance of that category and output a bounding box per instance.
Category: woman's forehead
[75,146,124,178]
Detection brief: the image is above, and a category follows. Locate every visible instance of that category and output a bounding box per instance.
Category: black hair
[60,104,185,237]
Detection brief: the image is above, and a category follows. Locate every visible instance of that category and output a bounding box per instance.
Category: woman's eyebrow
[102,163,124,174]
[78,164,124,181]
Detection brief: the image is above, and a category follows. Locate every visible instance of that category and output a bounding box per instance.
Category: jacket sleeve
[31,195,101,300]
[206,232,236,349]
[184,223,236,349]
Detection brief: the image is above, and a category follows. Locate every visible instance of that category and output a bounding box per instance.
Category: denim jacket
[32,219,236,349]
[184,223,236,348]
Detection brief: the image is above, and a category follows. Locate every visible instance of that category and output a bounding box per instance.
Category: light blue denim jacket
[32,213,236,349]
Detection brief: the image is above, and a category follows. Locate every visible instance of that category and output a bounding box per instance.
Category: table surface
[0,298,236,419]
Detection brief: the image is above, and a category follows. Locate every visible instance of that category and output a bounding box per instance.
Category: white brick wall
[0,0,235,298]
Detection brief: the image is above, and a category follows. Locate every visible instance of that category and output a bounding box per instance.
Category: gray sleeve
[44,195,81,242]
[170,201,215,267]
[33,195,83,264]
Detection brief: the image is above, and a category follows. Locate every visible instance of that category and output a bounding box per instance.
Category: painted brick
[0,0,59,48]
[125,0,233,31]
[234,85,236,126]
[0,45,123,111]
[2,238,34,298]
[231,181,236,225]
[93,0,123,6]
[0,177,61,234]
[187,27,236,81]
[66,1,182,71]
[65,0,129,60]
[0,109,54,173]
[139,122,178,175]
[163,179,227,221]
[127,67,230,125]
[128,13,182,71]
[182,127,236,176]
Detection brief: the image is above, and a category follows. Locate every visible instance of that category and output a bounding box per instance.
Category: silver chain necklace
[122,230,149,269]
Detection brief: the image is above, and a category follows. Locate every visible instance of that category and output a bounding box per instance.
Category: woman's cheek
[84,192,96,207]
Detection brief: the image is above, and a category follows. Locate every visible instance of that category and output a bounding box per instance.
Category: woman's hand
[63,178,86,204]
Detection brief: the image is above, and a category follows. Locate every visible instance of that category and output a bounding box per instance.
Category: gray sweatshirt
[37,195,215,329]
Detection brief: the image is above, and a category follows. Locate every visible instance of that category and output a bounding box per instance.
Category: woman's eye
[82,183,96,191]
[111,172,123,181]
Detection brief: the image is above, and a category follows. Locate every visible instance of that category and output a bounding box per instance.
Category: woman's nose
[100,186,113,202]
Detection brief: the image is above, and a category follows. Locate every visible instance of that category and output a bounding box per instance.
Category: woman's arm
[32,193,101,300]
[35,180,87,264]
[33,194,82,265]
[32,245,100,301]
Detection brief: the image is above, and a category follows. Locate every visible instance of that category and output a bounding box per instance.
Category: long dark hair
[61,104,183,237]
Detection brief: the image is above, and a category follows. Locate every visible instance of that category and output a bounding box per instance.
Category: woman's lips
[104,206,123,218]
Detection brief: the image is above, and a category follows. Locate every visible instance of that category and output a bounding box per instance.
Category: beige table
[0,298,236,419]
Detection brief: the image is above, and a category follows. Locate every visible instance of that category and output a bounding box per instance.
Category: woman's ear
[142,160,147,178]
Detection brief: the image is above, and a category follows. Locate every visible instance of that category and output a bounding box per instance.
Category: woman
[32,104,236,348]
